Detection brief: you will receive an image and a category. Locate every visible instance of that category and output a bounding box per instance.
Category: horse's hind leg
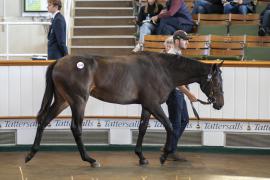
[70,98,100,168]
[135,107,151,165]
[25,94,68,163]
[146,104,173,165]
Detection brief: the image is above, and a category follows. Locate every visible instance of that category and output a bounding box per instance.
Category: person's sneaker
[167,153,187,162]
[258,27,266,36]
[132,43,142,52]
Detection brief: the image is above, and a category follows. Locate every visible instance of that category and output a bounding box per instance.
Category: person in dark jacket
[151,0,194,35]
[47,0,68,60]
[133,0,163,52]
[222,0,255,14]
[258,4,270,36]
[192,0,223,14]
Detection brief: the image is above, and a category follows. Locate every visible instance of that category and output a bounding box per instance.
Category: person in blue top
[47,0,68,60]
[151,0,194,35]
[133,0,163,52]
[192,0,223,14]
[222,0,255,14]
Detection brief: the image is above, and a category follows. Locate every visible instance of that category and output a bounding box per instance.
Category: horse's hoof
[139,159,149,166]
[91,161,101,168]
[160,155,166,165]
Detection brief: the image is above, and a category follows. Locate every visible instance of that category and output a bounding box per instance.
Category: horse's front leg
[147,104,173,165]
[135,107,151,165]
[70,100,100,168]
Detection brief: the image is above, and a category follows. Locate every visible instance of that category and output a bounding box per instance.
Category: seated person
[258,4,270,36]
[192,0,223,14]
[133,0,163,52]
[222,0,255,14]
[151,0,194,35]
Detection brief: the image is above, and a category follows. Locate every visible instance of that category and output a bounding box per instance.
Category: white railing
[0,0,73,60]
[0,21,50,60]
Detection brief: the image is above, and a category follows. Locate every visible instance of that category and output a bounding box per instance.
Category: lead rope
[190,99,212,129]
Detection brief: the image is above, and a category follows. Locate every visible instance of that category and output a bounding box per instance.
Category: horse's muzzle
[213,103,223,110]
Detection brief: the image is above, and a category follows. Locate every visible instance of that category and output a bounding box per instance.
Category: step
[74,17,135,26]
[73,26,136,36]
[72,36,135,46]
[75,0,133,8]
[71,46,134,56]
[75,8,134,16]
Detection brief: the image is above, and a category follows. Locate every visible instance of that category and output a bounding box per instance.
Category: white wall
[0,66,270,120]
[0,65,269,146]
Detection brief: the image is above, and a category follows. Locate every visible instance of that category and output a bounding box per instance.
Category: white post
[6,24,9,60]
[3,0,5,17]
[3,0,6,59]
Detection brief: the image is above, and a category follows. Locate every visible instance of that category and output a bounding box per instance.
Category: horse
[25,51,224,167]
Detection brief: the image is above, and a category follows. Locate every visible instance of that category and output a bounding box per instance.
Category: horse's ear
[218,60,224,67]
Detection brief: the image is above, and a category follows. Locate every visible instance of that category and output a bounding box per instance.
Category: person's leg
[263,10,270,34]
[207,4,223,14]
[133,22,156,52]
[138,23,156,43]
[156,18,179,35]
[178,24,193,33]
[178,98,189,140]
[224,3,235,14]
[238,5,248,15]
[192,0,210,14]
[166,89,181,154]
[166,90,188,161]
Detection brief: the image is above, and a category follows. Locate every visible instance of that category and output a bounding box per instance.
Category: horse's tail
[36,61,57,123]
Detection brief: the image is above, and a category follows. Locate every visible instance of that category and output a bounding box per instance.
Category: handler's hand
[187,93,197,102]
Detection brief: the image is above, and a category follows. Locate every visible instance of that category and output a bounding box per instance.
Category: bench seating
[143,35,270,60]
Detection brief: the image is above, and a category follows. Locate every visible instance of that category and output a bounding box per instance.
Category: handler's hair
[48,0,62,10]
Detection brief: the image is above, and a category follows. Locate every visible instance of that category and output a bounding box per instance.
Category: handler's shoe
[167,153,187,162]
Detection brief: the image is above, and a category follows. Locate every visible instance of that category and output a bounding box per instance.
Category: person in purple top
[151,0,194,35]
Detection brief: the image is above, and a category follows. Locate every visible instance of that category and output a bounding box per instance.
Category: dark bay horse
[25,52,224,167]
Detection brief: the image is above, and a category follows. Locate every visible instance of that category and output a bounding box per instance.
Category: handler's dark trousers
[166,89,189,153]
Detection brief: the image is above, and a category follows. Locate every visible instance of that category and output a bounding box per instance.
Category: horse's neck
[169,58,210,86]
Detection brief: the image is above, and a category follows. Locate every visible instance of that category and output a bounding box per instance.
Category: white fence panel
[0,65,269,120]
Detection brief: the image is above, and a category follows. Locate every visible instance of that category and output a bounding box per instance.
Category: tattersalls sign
[0,118,270,133]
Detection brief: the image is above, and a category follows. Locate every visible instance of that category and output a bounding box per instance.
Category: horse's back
[51,53,174,105]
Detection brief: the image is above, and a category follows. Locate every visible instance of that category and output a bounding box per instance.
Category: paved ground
[0,151,270,180]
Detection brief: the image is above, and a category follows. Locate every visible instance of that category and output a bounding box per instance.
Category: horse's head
[200,61,224,110]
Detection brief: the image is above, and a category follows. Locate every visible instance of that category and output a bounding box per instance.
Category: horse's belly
[90,88,138,105]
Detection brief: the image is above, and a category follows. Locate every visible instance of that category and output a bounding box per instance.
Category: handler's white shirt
[167,48,182,55]
[167,47,182,91]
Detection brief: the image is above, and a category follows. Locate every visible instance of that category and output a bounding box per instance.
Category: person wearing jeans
[192,0,223,14]
[223,0,255,14]
[132,0,163,52]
